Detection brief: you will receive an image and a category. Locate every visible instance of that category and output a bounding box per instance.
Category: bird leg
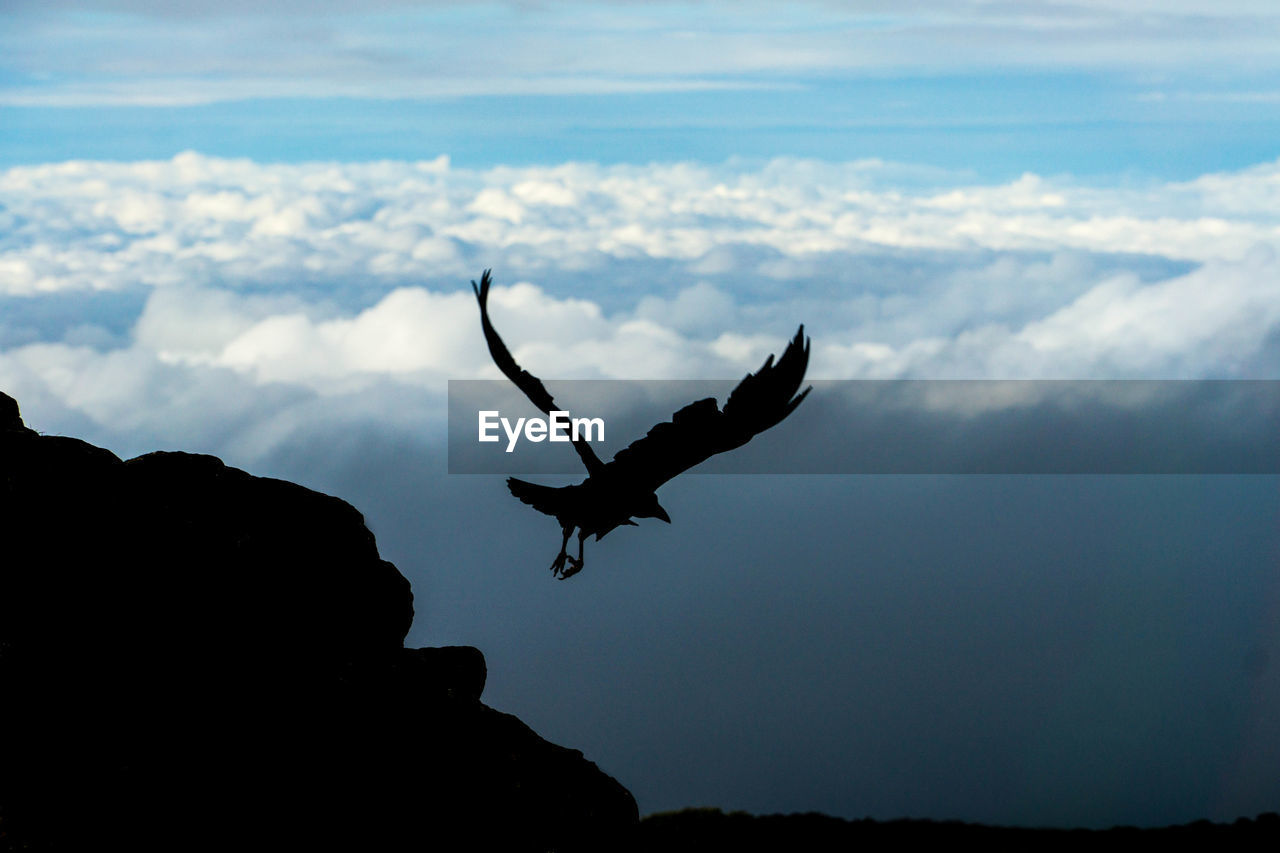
[550,524,573,577]
[558,530,587,580]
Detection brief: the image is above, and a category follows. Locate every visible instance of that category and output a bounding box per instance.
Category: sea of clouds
[3,151,1279,463]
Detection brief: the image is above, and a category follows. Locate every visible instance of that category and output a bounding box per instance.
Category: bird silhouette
[473,270,811,578]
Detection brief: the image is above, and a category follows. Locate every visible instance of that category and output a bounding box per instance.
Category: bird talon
[559,557,583,580]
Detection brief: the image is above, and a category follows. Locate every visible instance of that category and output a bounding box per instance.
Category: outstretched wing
[607,326,811,490]
[472,270,605,477]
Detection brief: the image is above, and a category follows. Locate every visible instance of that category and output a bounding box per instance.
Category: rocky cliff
[0,391,637,851]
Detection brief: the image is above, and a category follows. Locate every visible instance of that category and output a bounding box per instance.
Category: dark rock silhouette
[637,808,1280,851]
[0,392,636,851]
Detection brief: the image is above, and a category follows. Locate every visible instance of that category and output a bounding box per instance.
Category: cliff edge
[0,391,637,851]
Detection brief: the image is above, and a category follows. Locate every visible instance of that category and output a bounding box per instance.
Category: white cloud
[3,152,1280,460]
[5,2,1280,104]
[5,152,1278,304]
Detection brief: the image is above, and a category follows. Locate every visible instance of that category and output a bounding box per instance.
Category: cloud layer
[6,1,1280,104]
[3,151,1279,461]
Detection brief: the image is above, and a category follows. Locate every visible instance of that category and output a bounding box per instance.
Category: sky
[2,0,1280,830]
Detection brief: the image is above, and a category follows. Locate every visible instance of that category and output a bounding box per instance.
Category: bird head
[634,493,672,524]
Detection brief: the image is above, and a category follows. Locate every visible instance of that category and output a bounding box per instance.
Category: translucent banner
[448,380,1280,475]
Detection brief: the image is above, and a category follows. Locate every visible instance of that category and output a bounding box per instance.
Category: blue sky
[3,0,1280,831]
[4,1,1280,177]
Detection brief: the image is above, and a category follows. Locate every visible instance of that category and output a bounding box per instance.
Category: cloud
[2,153,1274,302]
[5,2,1280,105]
[2,151,1279,460]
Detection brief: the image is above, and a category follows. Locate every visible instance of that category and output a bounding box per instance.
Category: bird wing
[607,326,811,490]
[472,270,606,477]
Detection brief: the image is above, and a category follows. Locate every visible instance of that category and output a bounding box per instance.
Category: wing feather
[608,326,811,489]
[472,270,605,476]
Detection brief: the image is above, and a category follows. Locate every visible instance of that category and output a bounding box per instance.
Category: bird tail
[506,477,567,518]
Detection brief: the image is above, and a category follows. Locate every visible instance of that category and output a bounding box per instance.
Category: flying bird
[473,270,811,579]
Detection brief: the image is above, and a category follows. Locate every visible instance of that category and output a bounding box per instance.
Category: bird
[472,270,811,579]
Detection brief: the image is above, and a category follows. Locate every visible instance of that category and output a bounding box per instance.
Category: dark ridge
[0,391,637,852]
[637,808,1280,851]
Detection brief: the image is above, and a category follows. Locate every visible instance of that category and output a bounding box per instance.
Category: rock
[0,392,637,852]
[0,391,23,432]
